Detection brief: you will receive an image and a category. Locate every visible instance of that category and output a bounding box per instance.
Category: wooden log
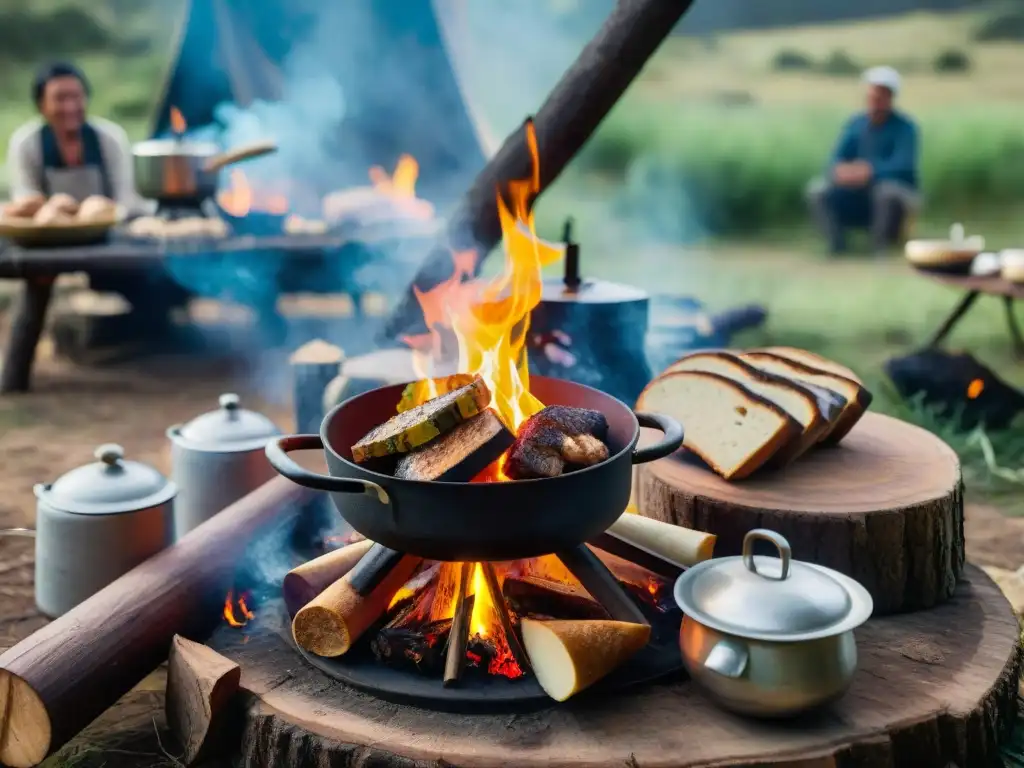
[370,620,452,676]
[557,545,648,627]
[381,0,698,341]
[443,563,473,686]
[211,565,1022,768]
[636,412,964,615]
[292,552,422,657]
[290,339,344,435]
[0,277,54,394]
[165,635,241,766]
[502,575,609,620]
[282,538,374,616]
[0,476,312,768]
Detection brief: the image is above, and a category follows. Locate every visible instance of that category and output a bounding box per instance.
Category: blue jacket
[830,111,919,189]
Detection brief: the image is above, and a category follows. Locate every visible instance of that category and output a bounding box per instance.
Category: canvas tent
[151,0,492,208]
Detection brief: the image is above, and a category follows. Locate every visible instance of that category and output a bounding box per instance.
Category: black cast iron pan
[265,376,682,562]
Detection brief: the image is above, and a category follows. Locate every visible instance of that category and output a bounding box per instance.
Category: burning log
[506,406,610,480]
[382,0,699,341]
[395,410,513,482]
[502,576,609,621]
[520,619,651,702]
[165,635,241,766]
[370,619,452,676]
[0,476,311,768]
[283,538,374,616]
[557,545,649,627]
[480,563,531,674]
[444,562,474,686]
[292,546,423,657]
[351,376,490,463]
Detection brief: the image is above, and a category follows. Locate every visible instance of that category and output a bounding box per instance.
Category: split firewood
[395,409,514,482]
[165,635,241,766]
[506,405,610,480]
[292,554,422,657]
[520,619,651,702]
[502,576,609,621]
[283,538,374,616]
[351,375,491,463]
[604,513,716,568]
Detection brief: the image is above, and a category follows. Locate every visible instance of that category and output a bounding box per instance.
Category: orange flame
[223,590,255,627]
[967,378,985,400]
[170,107,186,136]
[407,119,563,431]
[217,170,289,217]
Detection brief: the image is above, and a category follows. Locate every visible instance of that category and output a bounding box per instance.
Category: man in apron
[5,62,190,332]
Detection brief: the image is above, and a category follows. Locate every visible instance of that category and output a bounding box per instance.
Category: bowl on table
[905,238,982,274]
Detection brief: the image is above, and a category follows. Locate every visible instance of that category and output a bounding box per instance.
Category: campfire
[267,120,712,703]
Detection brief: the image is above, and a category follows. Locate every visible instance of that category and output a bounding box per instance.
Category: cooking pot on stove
[0,444,176,617]
[167,393,281,540]
[133,138,277,202]
[265,376,683,562]
[674,529,873,718]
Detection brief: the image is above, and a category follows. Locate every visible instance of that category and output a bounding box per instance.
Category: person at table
[5,61,144,212]
[805,66,921,255]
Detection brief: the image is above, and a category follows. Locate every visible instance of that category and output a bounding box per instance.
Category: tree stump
[636,412,964,615]
[208,565,1021,768]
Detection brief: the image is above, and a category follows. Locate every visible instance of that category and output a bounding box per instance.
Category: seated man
[6,61,144,212]
[806,66,920,254]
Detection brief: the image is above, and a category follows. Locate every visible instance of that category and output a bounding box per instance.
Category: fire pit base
[292,599,683,713]
[209,565,1021,768]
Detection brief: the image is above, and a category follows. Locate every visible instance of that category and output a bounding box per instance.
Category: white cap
[863,66,901,96]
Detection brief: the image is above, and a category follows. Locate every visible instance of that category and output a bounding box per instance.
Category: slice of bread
[663,351,832,464]
[756,347,863,385]
[739,352,872,445]
[636,371,802,480]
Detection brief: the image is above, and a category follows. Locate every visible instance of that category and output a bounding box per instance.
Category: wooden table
[0,225,436,394]
[914,268,1024,354]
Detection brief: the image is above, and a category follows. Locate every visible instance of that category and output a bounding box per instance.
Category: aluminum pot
[132,139,277,201]
[167,393,280,540]
[16,444,176,617]
[674,529,873,718]
[265,376,684,562]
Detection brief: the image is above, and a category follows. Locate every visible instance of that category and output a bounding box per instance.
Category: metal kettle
[167,393,281,539]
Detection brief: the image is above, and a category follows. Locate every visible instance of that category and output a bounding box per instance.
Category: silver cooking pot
[674,529,873,718]
[132,138,277,201]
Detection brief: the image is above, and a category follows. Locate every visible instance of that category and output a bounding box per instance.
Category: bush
[819,50,861,76]
[0,7,115,62]
[933,49,972,73]
[973,8,1024,41]
[575,101,1024,237]
[771,49,814,72]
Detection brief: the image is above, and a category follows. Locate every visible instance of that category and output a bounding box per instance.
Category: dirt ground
[1,302,1024,765]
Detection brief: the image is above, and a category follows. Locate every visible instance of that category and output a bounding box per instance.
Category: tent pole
[381,0,696,342]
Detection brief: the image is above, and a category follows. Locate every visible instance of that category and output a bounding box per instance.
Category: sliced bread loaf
[739,352,872,445]
[663,351,832,464]
[636,371,802,480]
[756,346,863,384]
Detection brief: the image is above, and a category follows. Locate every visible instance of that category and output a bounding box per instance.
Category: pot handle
[704,638,749,679]
[265,435,390,504]
[631,412,684,464]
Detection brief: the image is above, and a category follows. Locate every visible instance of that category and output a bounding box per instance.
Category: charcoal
[370,618,452,675]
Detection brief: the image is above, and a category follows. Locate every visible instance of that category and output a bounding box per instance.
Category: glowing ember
[967,378,985,400]
[223,589,255,627]
[170,107,186,136]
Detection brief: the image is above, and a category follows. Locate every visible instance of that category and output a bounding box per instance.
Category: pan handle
[265,435,390,504]
[631,412,684,465]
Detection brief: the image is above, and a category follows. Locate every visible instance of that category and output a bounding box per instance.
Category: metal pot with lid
[132,138,277,203]
[167,393,281,539]
[674,529,873,718]
[24,444,176,617]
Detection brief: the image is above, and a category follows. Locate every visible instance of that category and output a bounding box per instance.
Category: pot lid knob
[95,443,125,468]
[220,393,241,412]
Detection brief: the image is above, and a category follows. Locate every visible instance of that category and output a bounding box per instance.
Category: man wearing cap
[806,66,920,254]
